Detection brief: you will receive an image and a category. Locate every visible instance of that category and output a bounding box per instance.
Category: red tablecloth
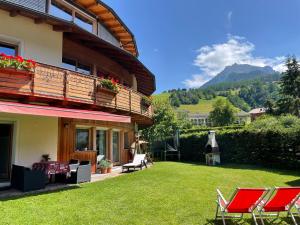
[32,161,70,178]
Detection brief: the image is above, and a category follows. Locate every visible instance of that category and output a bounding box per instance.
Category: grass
[178,96,241,113]
[1,162,300,225]
[154,94,241,114]
[153,92,170,102]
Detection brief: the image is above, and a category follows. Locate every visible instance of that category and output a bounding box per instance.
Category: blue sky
[103,0,300,93]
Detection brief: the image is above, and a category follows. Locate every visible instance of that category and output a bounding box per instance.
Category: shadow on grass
[0,184,80,202]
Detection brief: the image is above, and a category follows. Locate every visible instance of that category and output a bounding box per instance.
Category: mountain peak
[202,64,276,88]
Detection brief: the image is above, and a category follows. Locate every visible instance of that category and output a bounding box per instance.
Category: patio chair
[215,188,269,225]
[68,159,80,172]
[122,154,146,172]
[68,161,91,184]
[11,164,46,192]
[292,196,300,221]
[255,187,300,225]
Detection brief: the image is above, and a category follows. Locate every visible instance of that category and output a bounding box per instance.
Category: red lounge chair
[216,188,269,225]
[255,187,300,225]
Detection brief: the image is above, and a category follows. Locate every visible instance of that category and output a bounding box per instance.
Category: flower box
[0,53,36,74]
[141,96,152,107]
[97,77,120,95]
[0,67,34,76]
[97,85,118,95]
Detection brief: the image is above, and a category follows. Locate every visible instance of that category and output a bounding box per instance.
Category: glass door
[112,131,120,163]
[96,130,107,159]
[0,124,13,181]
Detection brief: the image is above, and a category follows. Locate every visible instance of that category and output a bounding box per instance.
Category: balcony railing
[0,63,153,118]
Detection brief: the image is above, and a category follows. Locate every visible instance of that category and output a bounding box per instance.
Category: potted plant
[97,77,120,95]
[106,160,113,173]
[141,96,152,107]
[99,159,108,174]
[0,53,36,74]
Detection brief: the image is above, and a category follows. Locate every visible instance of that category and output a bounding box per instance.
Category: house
[188,111,250,126]
[249,108,266,121]
[0,0,155,187]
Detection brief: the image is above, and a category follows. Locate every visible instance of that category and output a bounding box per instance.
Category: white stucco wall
[0,113,58,168]
[0,9,62,67]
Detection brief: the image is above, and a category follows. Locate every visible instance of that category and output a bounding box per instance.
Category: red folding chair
[215,188,269,225]
[255,187,300,225]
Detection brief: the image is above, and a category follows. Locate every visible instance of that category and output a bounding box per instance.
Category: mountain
[202,63,278,88]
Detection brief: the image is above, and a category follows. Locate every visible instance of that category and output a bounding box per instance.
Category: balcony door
[112,131,120,163]
[0,124,13,181]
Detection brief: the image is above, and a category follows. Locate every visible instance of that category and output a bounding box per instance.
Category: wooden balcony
[0,64,153,123]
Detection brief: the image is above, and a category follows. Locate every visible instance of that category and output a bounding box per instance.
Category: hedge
[181,125,244,135]
[178,129,300,169]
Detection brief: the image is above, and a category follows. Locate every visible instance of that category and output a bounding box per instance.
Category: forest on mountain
[166,73,281,112]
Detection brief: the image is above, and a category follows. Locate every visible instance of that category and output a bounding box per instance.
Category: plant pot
[0,67,34,76]
[107,167,112,173]
[97,86,118,96]
[100,167,107,174]
[141,99,151,108]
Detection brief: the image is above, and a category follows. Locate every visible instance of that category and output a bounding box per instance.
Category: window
[124,132,130,149]
[0,42,17,56]
[76,128,90,151]
[49,1,73,21]
[75,13,93,33]
[96,130,107,157]
[112,131,120,162]
[62,57,91,75]
[62,57,76,71]
[77,62,91,75]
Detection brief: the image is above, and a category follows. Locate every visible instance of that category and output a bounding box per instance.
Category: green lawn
[1,162,300,225]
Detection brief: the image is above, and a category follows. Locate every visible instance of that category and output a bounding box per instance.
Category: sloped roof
[74,0,138,56]
[249,108,266,114]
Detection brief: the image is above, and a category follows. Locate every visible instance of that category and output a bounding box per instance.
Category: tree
[277,57,300,116]
[209,98,237,126]
[142,97,192,143]
[142,98,177,142]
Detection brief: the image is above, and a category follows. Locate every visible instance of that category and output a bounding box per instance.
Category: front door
[112,131,120,163]
[0,124,13,181]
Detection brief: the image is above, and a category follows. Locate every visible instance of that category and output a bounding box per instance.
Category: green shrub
[173,116,300,169]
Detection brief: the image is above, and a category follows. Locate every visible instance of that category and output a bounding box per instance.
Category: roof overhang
[72,0,138,57]
[0,1,156,96]
[0,101,131,123]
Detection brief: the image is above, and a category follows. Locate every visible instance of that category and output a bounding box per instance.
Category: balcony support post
[64,71,69,100]
[94,78,97,104]
[31,70,35,96]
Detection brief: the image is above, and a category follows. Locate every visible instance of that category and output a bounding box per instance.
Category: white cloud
[183,35,286,88]
[183,74,209,88]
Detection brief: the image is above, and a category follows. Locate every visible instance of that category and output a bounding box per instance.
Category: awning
[0,101,131,123]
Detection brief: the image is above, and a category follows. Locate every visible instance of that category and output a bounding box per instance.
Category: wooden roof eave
[0,1,156,95]
[73,0,139,57]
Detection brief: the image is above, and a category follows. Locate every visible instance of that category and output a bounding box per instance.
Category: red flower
[16,56,24,63]
[26,59,36,67]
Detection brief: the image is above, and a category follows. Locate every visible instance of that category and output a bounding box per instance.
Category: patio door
[0,124,13,181]
[96,130,107,159]
[112,131,120,163]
